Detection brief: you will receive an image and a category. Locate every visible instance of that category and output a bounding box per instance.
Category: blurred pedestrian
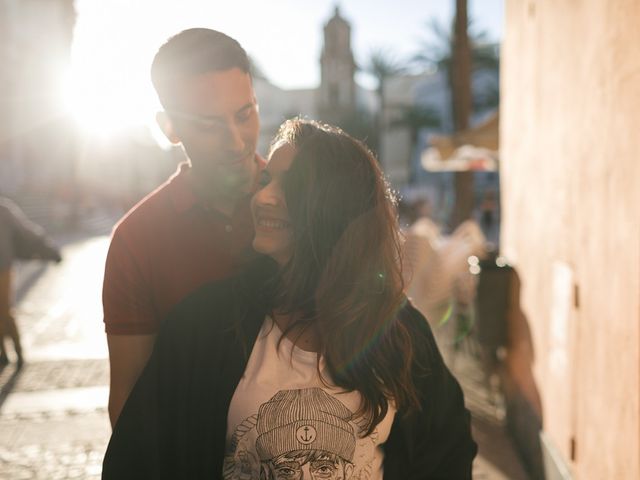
[0,197,62,367]
[476,187,500,246]
[103,119,476,479]
[402,197,486,357]
[102,28,265,427]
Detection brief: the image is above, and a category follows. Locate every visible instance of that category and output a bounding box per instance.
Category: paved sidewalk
[0,360,110,479]
[454,352,530,480]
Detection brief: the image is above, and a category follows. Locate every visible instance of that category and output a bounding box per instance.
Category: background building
[0,0,179,221]
[254,6,375,157]
[0,0,76,196]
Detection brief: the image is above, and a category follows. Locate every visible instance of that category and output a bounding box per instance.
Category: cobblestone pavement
[0,409,108,480]
[0,359,110,479]
[1,230,529,479]
[0,360,108,393]
[1,233,112,479]
[455,354,530,479]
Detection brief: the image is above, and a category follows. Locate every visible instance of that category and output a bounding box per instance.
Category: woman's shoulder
[394,298,449,381]
[397,300,437,348]
[161,256,276,336]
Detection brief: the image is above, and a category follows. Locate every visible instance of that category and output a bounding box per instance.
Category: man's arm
[3,198,61,262]
[103,230,158,428]
[107,333,157,428]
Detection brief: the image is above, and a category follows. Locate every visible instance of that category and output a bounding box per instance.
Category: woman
[103,119,476,479]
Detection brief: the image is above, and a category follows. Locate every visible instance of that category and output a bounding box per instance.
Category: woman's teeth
[259,218,289,229]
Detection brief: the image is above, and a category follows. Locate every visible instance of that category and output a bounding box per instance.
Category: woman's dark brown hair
[269,118,421,435]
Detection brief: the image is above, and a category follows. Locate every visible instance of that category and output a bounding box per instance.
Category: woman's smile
[255,214,291,230]
[250,143,296,265]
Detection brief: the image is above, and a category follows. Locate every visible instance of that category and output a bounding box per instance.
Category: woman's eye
[258,170,271,187]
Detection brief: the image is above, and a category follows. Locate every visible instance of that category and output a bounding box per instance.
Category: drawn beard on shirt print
[222,388,379,480]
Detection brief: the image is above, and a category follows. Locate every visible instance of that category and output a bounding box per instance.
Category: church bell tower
[317,6,357,123]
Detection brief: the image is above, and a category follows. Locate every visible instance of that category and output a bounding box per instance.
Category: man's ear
[156,112,181,145]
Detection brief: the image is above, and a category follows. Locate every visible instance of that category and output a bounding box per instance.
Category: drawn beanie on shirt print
[224,387,380,480]
[256,388,356,480]
[257,388,355,458]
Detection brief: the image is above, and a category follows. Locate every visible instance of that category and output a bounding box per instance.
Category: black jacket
[103,259,477,479]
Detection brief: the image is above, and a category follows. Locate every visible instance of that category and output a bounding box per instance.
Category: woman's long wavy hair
[267,118,420,435]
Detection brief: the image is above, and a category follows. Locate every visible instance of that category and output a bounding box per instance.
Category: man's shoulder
[112,175,178,238]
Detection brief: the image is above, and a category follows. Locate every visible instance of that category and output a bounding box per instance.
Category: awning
[421,112,499,172]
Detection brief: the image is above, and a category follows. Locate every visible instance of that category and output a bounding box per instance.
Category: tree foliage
[413,17,500,74]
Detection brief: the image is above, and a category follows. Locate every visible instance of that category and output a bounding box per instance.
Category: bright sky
[67,0,503,135]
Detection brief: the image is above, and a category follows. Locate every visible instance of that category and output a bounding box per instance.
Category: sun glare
[62,60,158,138]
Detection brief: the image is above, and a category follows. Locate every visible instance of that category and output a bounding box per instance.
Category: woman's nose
[254,184,280,206]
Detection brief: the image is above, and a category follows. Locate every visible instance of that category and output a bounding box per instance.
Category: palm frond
[367,48,407,79]
[413,16,499,74]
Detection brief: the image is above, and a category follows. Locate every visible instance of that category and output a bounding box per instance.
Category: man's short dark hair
[151,28,251,107]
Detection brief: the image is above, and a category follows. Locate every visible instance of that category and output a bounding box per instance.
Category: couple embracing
[102,28,476,479]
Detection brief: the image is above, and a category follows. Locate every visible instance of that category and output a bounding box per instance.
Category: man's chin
[192,155,256,193]
[221,170,251,192]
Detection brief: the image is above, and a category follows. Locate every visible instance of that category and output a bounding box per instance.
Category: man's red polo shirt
[103,162,259,335]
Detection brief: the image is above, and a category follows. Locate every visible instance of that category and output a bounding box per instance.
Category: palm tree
[413,17,500,77]
[450,0,473,229]
[365,48,406,157]
[414,3,499,229]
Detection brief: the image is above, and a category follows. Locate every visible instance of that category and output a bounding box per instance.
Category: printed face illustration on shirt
[262,450,354,480]
[224,388,371,480]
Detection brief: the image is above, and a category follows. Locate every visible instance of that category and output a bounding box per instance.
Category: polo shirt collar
[168,162,198,214]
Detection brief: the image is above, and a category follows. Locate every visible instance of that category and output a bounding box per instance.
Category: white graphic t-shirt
[223,316,396,479]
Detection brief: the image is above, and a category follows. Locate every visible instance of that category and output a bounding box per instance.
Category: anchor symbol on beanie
[296,425,317,444]
[255,388,356,461]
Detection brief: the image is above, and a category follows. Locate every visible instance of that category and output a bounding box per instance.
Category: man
[103,28,262,427]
